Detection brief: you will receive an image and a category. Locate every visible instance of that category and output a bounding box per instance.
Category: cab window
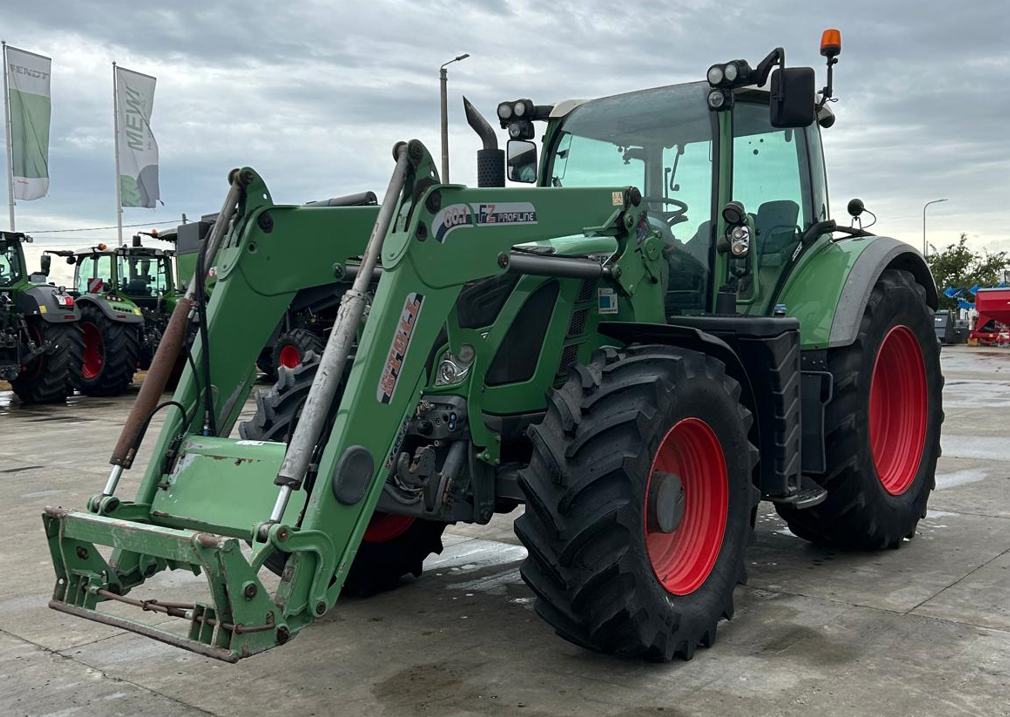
[76,255,114,294]
[732,101,813,274]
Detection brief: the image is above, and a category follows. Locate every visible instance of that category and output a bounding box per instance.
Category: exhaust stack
[463,96,504,188]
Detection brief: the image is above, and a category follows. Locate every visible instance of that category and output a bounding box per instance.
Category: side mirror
[66,256,76,265]
[770,67,816,128]
[40,254,51,276]
[507,140,538,183]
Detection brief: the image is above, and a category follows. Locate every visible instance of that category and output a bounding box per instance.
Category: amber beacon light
[821,29,842,58]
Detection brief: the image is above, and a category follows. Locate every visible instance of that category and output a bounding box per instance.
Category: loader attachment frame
[42,139,657,660]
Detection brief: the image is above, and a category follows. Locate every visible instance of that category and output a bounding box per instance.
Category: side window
[551,134,645,190]
[660,139,713,245]
[75,256,94,294]
[732,102,811,269]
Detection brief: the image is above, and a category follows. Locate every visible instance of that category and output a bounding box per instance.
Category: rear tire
[516,345,759,661]
[11,320,83,404]
[239,353,446,594]
[776,269,943,549]
[73,303,141,396]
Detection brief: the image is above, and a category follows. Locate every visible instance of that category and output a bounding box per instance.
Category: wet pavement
[2,345,1010,717]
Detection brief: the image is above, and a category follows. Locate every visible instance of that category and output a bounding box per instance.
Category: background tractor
[0,231,82,403]
[43,32,944,664]
[48,234,177,395]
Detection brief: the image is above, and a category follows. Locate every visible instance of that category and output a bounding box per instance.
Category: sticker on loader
[378,293,424,404]
[432,202,537,242]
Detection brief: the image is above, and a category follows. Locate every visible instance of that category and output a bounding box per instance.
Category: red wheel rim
[363,512,414,542]
[20,324,45,380]
[645,418,728,596]
[278,344,301,369]
[869,325,927,495]
[81,322,104,380]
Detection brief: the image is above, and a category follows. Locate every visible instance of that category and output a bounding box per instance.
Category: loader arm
[43,140,656,661]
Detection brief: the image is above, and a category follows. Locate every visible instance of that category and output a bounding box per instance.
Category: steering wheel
[642,196,689,228]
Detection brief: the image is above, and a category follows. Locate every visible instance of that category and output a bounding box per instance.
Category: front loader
[43,32,943,662]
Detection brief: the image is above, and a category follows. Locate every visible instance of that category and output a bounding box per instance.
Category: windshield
[546,82,715,315]
[118,255,169,297]
[0,240,24,287]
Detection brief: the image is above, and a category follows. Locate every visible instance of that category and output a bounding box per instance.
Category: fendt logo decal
[431,202,538,242]
[377,293,424,404]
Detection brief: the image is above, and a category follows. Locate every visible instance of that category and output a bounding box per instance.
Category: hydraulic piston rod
[102,174,244,498]
[269,144,411,524]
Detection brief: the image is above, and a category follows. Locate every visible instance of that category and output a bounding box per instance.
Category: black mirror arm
[754,47,785,87]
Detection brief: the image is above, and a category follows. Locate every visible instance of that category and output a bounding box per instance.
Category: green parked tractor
[43,33,944,663]
[0,231,83,402]
[48,234,179,395]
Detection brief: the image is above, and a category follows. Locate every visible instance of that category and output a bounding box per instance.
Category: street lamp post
[922,198,948,258]
[439,54,470,184]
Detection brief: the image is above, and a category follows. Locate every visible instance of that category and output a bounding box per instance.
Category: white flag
[115,66,159,208]
[5,46,52,201]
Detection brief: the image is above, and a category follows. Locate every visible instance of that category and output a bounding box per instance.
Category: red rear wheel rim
[278,344,301,369]
[645,418,728,596]
[363,512,414,542]
[869,325,927,495]
[20,324,45,380]
[81,322,104,380]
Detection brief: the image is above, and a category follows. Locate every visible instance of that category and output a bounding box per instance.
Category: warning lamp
[820,29,842,58]
[149,228,158,236]
[97,242,107,251]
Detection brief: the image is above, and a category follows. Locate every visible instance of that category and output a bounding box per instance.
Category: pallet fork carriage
[43,34,943,662]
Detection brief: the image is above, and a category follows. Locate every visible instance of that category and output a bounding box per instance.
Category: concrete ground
[1,344,1009,717]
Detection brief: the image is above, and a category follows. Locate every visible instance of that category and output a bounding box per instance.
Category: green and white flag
[115,66,159,208]
[5,46,51,201]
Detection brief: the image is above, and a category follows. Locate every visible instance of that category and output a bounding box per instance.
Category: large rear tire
[776,268,943,549]
[73,303,141,396]
[239,354,446,594]
[10,319,83,404]
[516,345,759,661]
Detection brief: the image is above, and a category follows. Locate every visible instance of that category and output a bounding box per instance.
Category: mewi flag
[5,46,52,201]
[115,66,159,208]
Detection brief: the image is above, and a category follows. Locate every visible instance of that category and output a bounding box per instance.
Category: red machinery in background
[971,288,1010,346]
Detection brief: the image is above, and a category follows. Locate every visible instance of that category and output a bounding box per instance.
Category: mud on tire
[776,268,943,549]
[515,345,759,661]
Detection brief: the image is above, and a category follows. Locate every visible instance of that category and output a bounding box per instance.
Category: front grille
[556,344,579,377]
[567,309,588,337]
[576,278,597,303]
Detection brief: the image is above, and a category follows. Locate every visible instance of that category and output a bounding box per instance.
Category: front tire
[10,319,83,404]
[516,345,759,661]
[776,268,943,549]
[73,303,141,397]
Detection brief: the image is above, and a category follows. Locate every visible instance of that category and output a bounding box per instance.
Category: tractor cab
[66,240,174,305]
[0,232,27,288]
[498,39,841,319]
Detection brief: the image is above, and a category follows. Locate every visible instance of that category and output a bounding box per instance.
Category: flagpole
[112,61,124,245]
[2,41,16,231]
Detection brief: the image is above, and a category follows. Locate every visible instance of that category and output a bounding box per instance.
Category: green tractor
[0,231,83,403]
[49,234,178,395]
[43,34,943,662]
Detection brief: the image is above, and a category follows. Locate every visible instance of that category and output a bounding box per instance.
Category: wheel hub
[647,471,685,534]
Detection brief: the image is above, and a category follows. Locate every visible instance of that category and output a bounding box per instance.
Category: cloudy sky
[4,0,1009,269]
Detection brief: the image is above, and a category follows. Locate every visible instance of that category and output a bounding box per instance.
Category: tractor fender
[597,320,760,463]
[75,294,144,324]
[14,285,82,323]
[778,236,938,350]
[827,236,938,348]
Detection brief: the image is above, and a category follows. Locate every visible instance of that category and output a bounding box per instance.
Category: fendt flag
[5,46,52,201]
[115,66,159,208]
